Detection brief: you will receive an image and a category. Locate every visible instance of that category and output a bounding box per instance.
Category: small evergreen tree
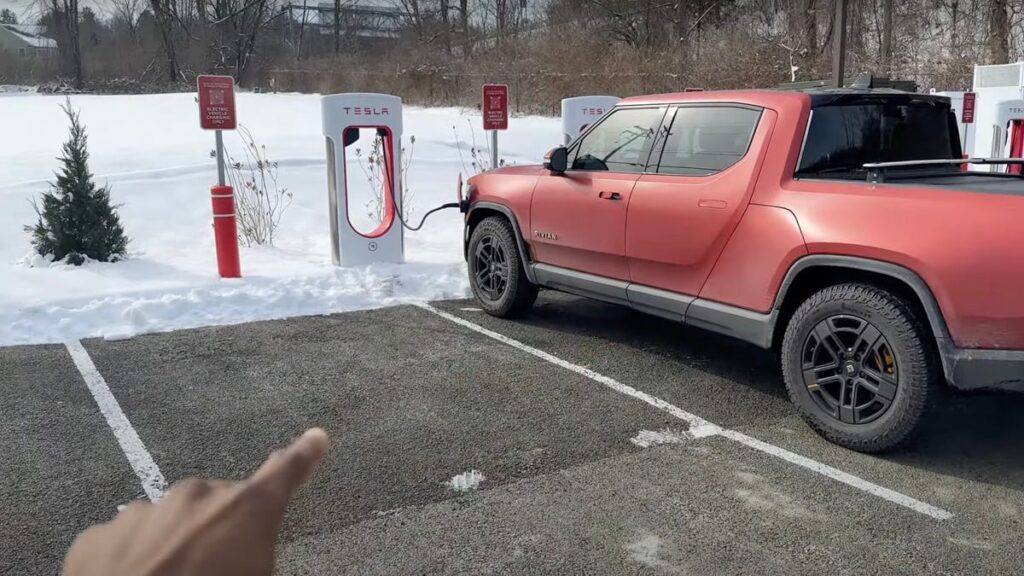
[27,100,128,265]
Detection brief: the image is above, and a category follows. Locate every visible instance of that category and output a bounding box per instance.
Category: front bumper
[942,342,1024,392]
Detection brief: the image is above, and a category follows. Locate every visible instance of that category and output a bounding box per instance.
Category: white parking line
[65,340,167,502]
[414,303,954,521]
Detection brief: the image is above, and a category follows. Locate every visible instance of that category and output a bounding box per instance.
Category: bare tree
[395,0,425,40]
[208,0,280,82]
[440,0,451,53]
[675,0,690,61]
[150,0,180,81]
[334,0,341,54]
[111,0,143,41]
[880,0,894,74]
[989,0,1009,63]
[459,0,470,55]
[57,0,84,88]
[295,0,309,60]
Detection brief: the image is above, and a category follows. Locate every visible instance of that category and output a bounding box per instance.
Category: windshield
[797,99,962,177]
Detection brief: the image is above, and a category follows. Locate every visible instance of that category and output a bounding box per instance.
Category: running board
[531,263,774,348]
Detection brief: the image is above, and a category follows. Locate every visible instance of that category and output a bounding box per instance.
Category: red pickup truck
[461,89,1024,452]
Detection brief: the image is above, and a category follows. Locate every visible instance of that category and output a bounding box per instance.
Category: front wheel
[467,216,537,318]
[780,283,938,452]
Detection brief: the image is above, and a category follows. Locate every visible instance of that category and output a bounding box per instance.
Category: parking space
[0,345,140,573]
[3,293,1024,574]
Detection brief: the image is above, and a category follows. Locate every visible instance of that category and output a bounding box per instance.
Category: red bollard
[210,185,241,278]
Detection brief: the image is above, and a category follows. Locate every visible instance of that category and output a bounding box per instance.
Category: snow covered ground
[0,92,561,346]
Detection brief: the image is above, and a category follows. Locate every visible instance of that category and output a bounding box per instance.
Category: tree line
[3,1,1023,110]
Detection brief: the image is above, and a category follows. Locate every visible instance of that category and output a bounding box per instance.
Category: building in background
[281,1,401,39]
[0,23,56,56]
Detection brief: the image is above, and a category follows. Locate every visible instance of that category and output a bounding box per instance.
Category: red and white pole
[212,129,241,278]
[198,75,241,278]
[210,184,241,278]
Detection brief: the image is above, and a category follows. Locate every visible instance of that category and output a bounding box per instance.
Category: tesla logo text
[343,107,390,116]
[534,230,558,240]
[583,107,606,116]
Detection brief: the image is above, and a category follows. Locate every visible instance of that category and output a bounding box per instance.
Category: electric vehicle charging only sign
[197,75,237,130]
[483,84,509,130]
[962,92,976,124]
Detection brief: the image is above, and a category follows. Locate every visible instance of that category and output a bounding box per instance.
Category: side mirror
[543,146,568,174]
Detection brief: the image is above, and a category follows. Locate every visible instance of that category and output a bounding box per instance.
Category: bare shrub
[220,126,293,246]
[452,120,506,174]
[353,133,417,224]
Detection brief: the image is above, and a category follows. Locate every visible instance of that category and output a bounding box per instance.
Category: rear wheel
[780,283,938,452]
[468,216,537,318]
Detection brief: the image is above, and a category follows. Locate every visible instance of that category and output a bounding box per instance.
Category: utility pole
[831,0,848,88]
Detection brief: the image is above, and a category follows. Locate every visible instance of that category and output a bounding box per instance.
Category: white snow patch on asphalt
[0,92,562,345]
[445,470,485,492]
[630,429,692,448]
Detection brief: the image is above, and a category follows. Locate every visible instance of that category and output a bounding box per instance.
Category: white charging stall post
[322,93,404,266]
[561,96,620,145]
[990,99,1024,174]
[969,63,1024,169]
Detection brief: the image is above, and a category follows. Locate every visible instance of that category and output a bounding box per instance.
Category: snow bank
[0,92,562,346]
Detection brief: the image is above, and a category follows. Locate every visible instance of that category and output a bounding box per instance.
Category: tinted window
[571,107,662,173]
[797,101,961,177]
[656,107,761,175]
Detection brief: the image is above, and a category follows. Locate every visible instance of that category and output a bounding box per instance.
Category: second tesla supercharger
[561,96,620,144]
[322,93,404,266]
[989,99,1024,174]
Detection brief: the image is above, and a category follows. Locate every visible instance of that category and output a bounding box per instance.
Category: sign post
[197,75,241,279]
[482,84,508,170]
[961,91,976,168]
[962,91,976,124]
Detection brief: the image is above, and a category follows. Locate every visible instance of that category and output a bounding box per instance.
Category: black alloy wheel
[467,216,538,318]
[781,283,938,453]
[801,315,899,425]
[472,233,509,302]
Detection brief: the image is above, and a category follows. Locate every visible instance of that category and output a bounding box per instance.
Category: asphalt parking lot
[2,291,1023,575]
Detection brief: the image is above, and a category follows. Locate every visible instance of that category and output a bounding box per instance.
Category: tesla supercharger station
[968,63,1024,168]
[990,99,1024,174]
[561,96,620,144]
[322,93,404,266]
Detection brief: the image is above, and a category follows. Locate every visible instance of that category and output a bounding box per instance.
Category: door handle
[598,191,621,200]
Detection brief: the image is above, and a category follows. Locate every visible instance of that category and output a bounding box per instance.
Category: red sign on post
[198,75,237,130]
[483,84,509,131]
[962,92,976,124]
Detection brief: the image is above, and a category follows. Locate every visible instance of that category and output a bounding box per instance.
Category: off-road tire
[781,283,939,452]
[468,216,538,318]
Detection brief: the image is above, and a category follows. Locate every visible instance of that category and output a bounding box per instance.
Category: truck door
[625,105,773,296]
[531,106,665,281]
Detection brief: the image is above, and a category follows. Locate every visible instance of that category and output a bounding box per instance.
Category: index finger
[249,427,330,499]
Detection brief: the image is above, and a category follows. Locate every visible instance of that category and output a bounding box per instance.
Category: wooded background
[3,0,1024,113]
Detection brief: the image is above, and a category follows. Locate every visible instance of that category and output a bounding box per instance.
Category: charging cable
[394,201,461,232]
[380,137,462,231]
